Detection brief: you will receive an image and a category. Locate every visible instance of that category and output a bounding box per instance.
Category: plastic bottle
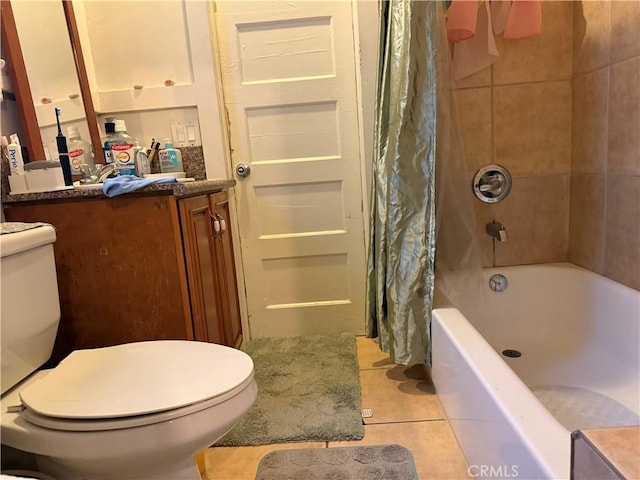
[111,120,138,176]
[67,126,94,181]
[133,140,151,177]
[101,119,117,166]
[7,135,25,175]
[158,138,183,173]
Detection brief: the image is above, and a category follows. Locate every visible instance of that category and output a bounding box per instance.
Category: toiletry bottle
[6,135,24,175]
[111,120,138,176]
[101,119,117,165]
[158,138,183,173]
[134,140,151,177]
[67,126,95,182]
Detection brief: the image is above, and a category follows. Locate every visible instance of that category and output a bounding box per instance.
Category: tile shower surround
[569,1,640,290]
[455,1,639,290]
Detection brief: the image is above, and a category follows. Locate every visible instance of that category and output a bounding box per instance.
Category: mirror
[12,0,88,159]
[2,0,104,164]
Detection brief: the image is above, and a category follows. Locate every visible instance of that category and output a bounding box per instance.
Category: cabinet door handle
[210,212,225,238]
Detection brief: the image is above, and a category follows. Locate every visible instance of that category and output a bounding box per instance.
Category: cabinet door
[4,196,193,362]
[209,192,243,348]
[179,195,224,344]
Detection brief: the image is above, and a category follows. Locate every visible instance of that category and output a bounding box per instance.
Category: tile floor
[203,337,471,479]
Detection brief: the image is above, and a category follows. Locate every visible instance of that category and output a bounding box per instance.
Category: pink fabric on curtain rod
[504,0,542,38]
[446,0,542,80]
[447,0,480,42]
[447,0,542,42]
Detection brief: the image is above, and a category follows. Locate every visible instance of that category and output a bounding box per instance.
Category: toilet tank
[1,223,61,394]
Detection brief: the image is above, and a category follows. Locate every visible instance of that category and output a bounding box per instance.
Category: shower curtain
[366,0,483,366]
[366,0,438,366]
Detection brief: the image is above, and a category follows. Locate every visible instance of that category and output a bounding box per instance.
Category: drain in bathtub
[489,274,508,292]
[502,349,522,358]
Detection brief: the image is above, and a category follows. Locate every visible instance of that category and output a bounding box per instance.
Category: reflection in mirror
[12,0,92,162]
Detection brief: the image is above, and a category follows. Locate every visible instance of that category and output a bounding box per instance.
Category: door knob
[235,163,251,178]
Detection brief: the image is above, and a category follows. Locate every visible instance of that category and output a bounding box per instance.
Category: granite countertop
[2,178,236,204]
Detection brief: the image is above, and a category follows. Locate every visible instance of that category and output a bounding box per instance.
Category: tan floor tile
[329,421,471,479]
[204,337,461,479]
[360,366,445,424]
[203,442,325,480]
[356,336,394,369]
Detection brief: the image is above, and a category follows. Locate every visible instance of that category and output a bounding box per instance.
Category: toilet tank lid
[19,341,254,420]
[0,223,56,258]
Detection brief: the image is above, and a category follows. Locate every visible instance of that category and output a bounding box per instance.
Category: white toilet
[0,223,257,480]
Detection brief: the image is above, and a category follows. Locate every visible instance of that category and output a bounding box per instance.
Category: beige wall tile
[568,174,606,273]
[608,57,640,176]
[455,65,492,89]
[581,426,640,480]
[604,175,640,290]
[572,67,609,175]
[494,81,571,176]
[494,1,573,85]
[456,88,492,175]
[610,0,640,64]
[330,422,471,479]
[573,1,611,75]
[494,175,569,266]
[472,200,495,267]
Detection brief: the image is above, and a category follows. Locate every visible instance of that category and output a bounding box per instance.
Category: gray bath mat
[532,385,640,431]
[255,445,418,480]
[216,333,364,446]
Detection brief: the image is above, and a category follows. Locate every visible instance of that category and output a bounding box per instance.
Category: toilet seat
[18,341,254,432]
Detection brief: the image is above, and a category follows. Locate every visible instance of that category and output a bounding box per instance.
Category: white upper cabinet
[81,1,194,92]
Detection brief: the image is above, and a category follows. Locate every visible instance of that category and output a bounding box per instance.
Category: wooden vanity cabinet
[3,189,242,362]
[210,192,243,348]
[179,191,242,349]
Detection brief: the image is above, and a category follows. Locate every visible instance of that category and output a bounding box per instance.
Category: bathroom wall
[456,2,574,267]
[569,1,640,291]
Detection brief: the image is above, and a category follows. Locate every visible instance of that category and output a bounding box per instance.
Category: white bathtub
[432,263,640,480]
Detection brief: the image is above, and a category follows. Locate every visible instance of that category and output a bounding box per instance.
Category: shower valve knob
[473,165,512,204]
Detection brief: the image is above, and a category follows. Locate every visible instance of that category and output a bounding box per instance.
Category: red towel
[503,0,542,39]
[447,0,480,43]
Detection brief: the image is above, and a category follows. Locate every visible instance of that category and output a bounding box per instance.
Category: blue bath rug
[255,445,418,480]
[216,333,364,446]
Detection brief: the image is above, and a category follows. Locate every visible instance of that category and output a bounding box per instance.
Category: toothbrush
[55,107,73,185]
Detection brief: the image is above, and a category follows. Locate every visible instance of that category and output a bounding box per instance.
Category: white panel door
[214,1,366,337]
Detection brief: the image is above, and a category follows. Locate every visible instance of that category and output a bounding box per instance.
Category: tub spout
[486,221,508,242]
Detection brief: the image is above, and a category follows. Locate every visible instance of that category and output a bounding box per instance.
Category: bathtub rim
[435,261,640,310]
[432,307,571,480]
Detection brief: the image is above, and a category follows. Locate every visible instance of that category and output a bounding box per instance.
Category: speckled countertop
[2,178,235,204]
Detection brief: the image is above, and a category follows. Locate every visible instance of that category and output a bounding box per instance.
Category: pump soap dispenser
[158,138,183,174]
